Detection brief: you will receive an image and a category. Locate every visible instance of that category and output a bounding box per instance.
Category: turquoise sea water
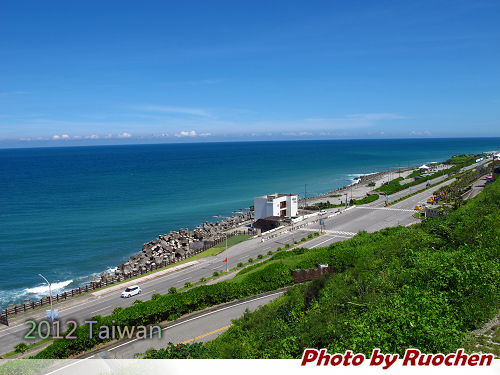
[1,138,499,308]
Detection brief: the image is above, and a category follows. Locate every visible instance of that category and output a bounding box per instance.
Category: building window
[280,201,286,209]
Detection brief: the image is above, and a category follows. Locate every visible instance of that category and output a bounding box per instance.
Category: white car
[319,210,327,214]
[121,285,142,298]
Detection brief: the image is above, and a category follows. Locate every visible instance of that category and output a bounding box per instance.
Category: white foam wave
[25,280,73,294]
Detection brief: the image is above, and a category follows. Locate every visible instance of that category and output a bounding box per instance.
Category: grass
[2,337,53,358]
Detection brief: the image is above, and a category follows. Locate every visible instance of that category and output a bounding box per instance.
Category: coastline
[2,138,499,309]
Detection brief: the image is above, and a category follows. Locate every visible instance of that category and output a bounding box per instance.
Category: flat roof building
[254,193,298,221]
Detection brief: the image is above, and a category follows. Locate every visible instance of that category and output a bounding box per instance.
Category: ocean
[1,138,499,308]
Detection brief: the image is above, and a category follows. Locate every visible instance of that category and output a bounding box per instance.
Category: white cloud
[62,134,70,140]
[319,132,348,136]
[409,130,432,136]
[175,130,197,137]
[137,105,214,118]
[380,132,385,136]
[117,133,131,138]
[85,135,99,139]
[52,135,61,140]
[199,133,211,137]
[282,132,313,136]
[251,133,259,137]
[104,134,113,139]
[72,135,81,139]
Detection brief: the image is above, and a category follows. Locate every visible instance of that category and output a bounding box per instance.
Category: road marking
[357,206,414,212]
[44,356,94,374]
[300,228,356,236]
[238,255,249,260]
[107,291,284,353]
[179,324,233,345]
[91,305,112,314]
[310,237,336,249]
[176,277,191,283]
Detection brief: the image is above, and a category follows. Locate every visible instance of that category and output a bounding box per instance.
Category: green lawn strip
[2,338,53,358]
[207,235,253,256]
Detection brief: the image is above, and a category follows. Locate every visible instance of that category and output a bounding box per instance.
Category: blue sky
[1,0,499,147]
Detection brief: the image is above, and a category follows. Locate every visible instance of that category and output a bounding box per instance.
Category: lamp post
[39,274,59,337]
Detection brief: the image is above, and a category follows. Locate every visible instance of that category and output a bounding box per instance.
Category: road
[0,160,488,357]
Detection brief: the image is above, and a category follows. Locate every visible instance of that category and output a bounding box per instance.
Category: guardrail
[0,228,254,322]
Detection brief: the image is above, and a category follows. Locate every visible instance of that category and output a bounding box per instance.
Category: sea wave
[25,280,73,294]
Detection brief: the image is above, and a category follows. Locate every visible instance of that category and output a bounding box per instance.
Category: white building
[254,193,298,221]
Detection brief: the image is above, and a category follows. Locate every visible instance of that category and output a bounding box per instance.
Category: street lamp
[39,274,59,337]
[346,180,352,205]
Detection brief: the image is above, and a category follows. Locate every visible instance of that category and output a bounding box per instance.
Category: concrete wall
[254,194,298,220]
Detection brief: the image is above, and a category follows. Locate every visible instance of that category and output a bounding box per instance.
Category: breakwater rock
[114,211,252,277]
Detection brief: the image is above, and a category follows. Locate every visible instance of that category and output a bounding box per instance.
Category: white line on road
[90,305,112,314]
[176,277,192,283]
[108,291,284,353]
[310,237,336,249]
[44,356,94,375]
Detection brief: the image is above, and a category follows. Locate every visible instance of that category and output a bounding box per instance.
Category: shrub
[14,342,28,353]
[112,307,124,314]
[184,282,192,288]
[151,293,161,300]
[257,254,264,259]
[267,251,273,256]
[168,287,177,294]
[248,258,254,263]
[307,234,313,239]
[285,244,290,249]
[314,232,320,237]
[237,262,244,267]
[301,237,307,242]
[133,299,143,305]
[199,277,207,283]
[277,247,282,251]
[213,271,219,277]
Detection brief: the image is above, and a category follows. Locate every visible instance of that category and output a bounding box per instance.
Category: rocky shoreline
[113,211,253,279]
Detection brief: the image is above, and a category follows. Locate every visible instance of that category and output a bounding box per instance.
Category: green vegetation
[143,177,500,359]
[310,194,379,210]
[446,155,477,165]
[33,258,294,359]
[151,293,161,300]
[376,160,476,196]
[405,170,423,179]
[207,235,253,256]
[14,342,28,354]
[112,307,124,314]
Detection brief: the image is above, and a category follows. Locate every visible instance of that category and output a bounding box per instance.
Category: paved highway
[0,160,488,356]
